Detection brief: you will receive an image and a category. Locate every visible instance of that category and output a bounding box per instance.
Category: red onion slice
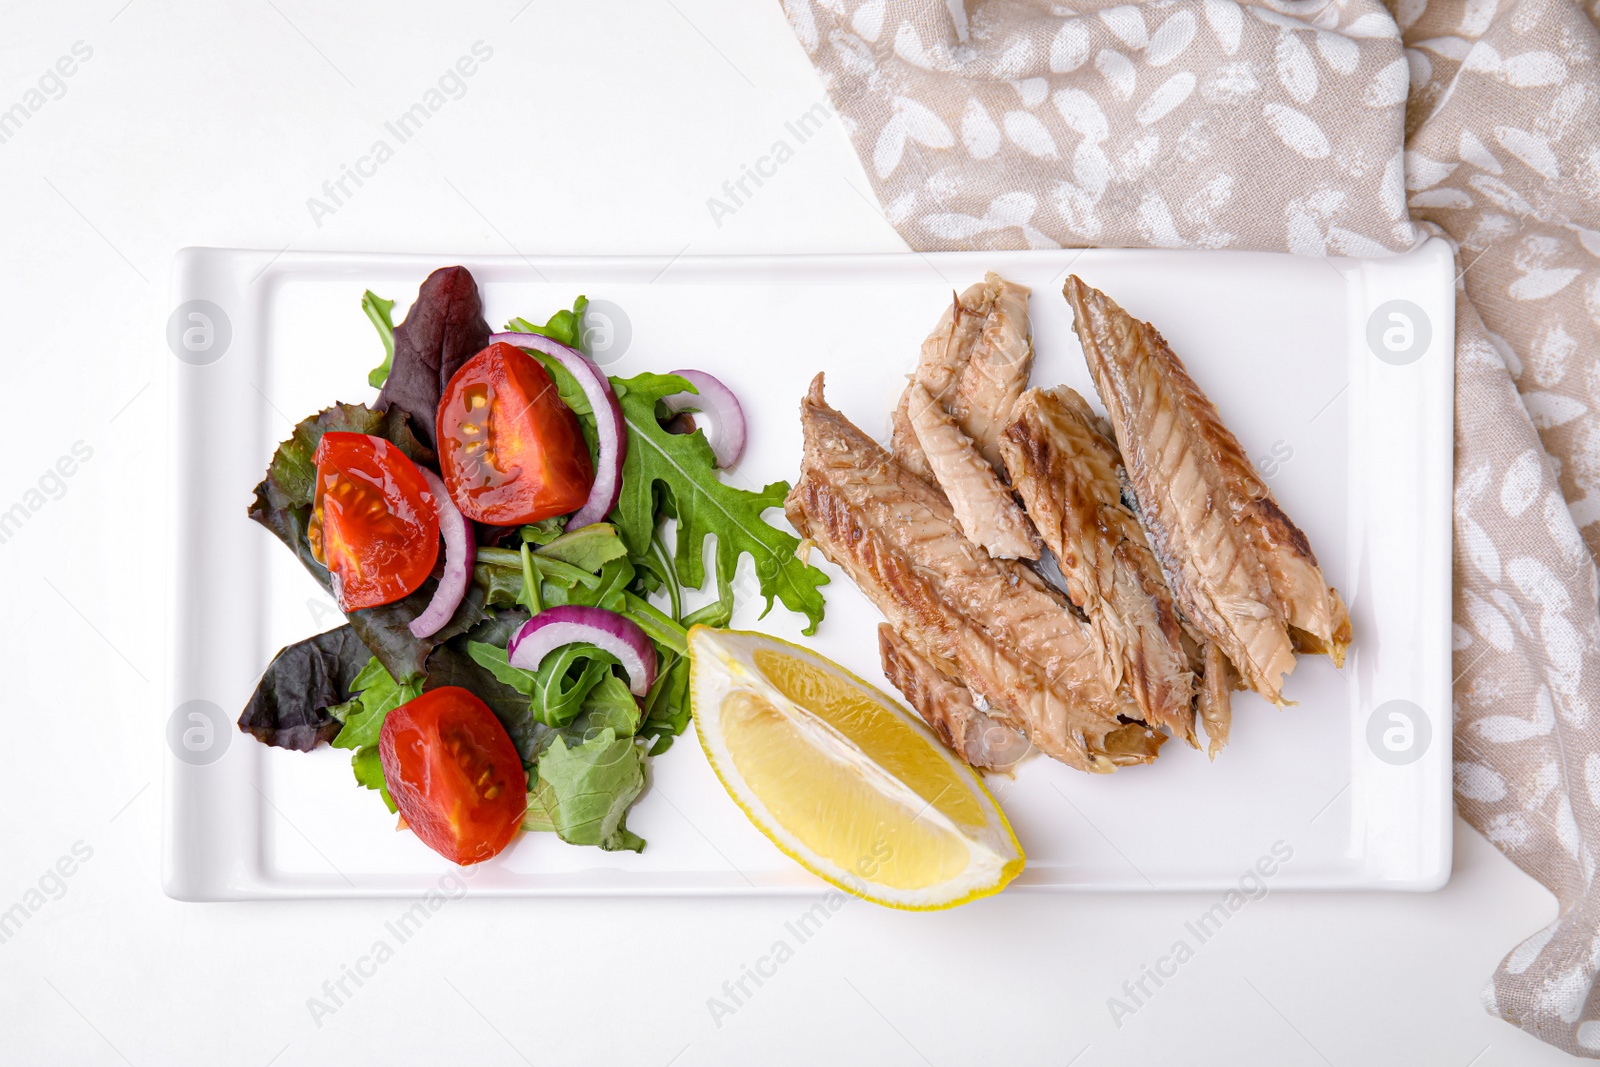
[488,331,625,531]
[506,605,657,697]
[407,468,475,639]
[661,370,745,468]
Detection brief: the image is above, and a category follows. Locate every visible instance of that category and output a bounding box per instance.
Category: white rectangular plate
[164,242,1454,899]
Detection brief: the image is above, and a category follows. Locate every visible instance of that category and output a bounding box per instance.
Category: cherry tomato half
[309,432,440,611]
[436,342,594,525]
[378,686,528,864]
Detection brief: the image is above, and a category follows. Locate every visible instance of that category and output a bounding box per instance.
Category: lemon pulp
[720,690,971,890]
[754,649,987,830]
[690,627,1024,910]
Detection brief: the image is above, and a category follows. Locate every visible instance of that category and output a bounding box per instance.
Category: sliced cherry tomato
[436,342,594,525]
[378,686,528,864]
[309,432,439,611]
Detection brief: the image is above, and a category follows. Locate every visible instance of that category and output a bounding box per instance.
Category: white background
[0,2,1570,1064]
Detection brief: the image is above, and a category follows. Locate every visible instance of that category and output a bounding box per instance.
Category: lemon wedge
[689,626,1024,910]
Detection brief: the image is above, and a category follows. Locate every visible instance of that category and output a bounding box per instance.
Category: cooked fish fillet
[891,273,1033,478]
[1001,386,1195,742]
[906,382,1041,560]
[1064,276,1351,704]
[878,624,1031,772]
[891,287,983,483]
[786,374,1161,773]
[949,276,1033,470]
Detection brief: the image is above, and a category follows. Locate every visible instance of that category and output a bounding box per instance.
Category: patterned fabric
[781,0,1600,1055]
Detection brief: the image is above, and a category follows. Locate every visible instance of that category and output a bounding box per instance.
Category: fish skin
[786,375,1161,773]
[1064,276,1350,703]
[1002,386,1196,742]
[878,624,1032,772]
[907,381,1041,560]
[1197,640,1234,758]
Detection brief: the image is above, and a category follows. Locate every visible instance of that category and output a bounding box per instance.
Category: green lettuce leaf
[532,729,646,851]
[521,788,556,832]
[473,560,525,609]
[329,657,421,751]
[474,546,608,614]
[608,372,829,634]
[604,825,646,853]
[352,744,396,813]
[326,657,417,814]
[566,673,642,740]
[536,523,629,572]
[520,518,566,545]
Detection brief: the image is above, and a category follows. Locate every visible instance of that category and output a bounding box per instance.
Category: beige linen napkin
[781,0,1600,1054]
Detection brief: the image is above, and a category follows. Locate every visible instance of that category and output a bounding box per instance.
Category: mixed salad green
[238,266,829,856]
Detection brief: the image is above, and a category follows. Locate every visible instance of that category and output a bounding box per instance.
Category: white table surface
[0,2,1569,1064]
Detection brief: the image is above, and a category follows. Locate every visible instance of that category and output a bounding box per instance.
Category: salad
[238,266,830,864]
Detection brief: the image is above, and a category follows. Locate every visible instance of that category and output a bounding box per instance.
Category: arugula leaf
[681,551,735,629]
[531,645,619,728]
[532,729,646,851]
[531,350,597,418]
[467,641,538,697]
[362,291,397,388]
[464,638,627,745]
[608,372,829,634]
[517,542,542,615]
[352,744,397,813]
[248,402,482,682]
[588,557,636,610]
[238,625,372,751]
[506,295,589,351]
[639,654,691,755]
[646,532,682,619]
[329,657,421,751]
[477,546,602,593]
[622,593,687,656]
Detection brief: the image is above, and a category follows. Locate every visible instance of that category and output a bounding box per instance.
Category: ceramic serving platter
[163,241,1454,899]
